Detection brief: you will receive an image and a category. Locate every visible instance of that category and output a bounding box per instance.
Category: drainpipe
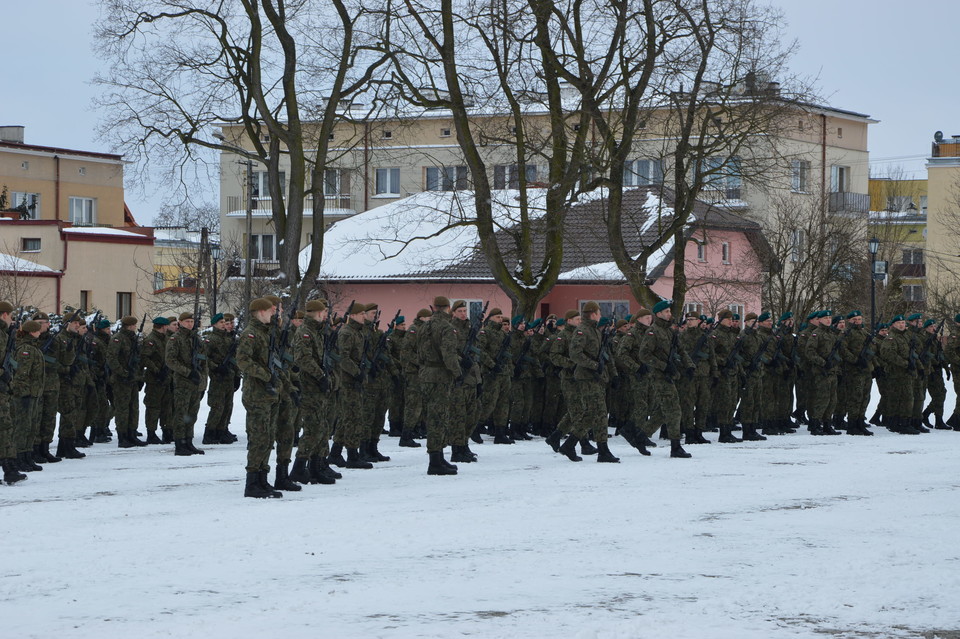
[821,114,827,217]
[55,155,61,221]
[363,120,370,212]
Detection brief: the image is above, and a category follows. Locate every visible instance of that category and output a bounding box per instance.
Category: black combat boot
[117,432,134,448]
[934,415,951,430]
[219,429,237,444]
[161,428,174,444]
[32,444,48,465]
[274,462,302,491]
[704,414,719,432]
[558,435,582,462]
[58,438,85,459]
[450,445,466,463]
[307,455,336,484]
[146,431,163,445]
[808,419,825,436]
[3,458,27,484]
[898,417,920,435]
[202,429,220,445]
[462,443,478,462]
[358,441,379,464]
[129,431,149,447]
[684,430,698,445]
[510,422,532,441]
[947,412,960,428]
[244,471,276,498]
[75,431,92,448]
[327,442,347,467]
[368,438,390,462]
[579,438,598,455]
[256,471,283,498]
[289,457,312,484]
[640,431,658,448]
[320,456,342,480]
[596,441,620,463]
[869,410,883,427]
[388,419,402,437]
[913,417,930,434]
[693,428,711,444]
[620,424,651,455]
[399,429,421,447]
[427,450,457,476]
[470,424,484,444]
[40,442,61,463]
[174,439,192,456]
[184,438,205,454]
[670,439,692,458]
[545,429,563,452]
[742,424,767,441]
[658,424,669,440]
[493,425,514,444]
[19,452,42,472]
[718,425,742,443]
[792,409,809,425]
[345,447,373,469]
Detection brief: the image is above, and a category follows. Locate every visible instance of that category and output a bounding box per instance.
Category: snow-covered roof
[304,186,763,284]
[0,252,58,273]
[62,226,145,238]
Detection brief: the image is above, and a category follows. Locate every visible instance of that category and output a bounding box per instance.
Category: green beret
[152,316,171,326]
[817,310,830,319]
[831,315,842,326]
[891,315,905,323]
[211,313,225,325]
[528,318,542,330]
[395,315,405,324]
[250,298,273,312]
[625,314,633,322]
[847,310,862,319]
[433,296,450,309]
[511,315,525,327]
[97,319,111,330]
[757,312,771,322]
[732,314,741,321]
[955,313,960,324]
[598,317,612,327]
[652,300,672,314]
[0,301,14,314]
[556,318,566,327]
[923,319,936,329]
[22,320,41,333]
[704,317,715,325]
[806,311,818,320]
[778,311,793,322]
[906,313,922,322]
[582,301,601,313]
[877,322,888,330]
[798,322,808,331]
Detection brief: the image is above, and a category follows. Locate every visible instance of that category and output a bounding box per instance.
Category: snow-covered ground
[3,389,959,639]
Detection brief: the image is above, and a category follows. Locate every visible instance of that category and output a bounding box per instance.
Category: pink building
[304,187,768,322]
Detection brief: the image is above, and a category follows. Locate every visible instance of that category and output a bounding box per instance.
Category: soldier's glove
[188,370,201,385]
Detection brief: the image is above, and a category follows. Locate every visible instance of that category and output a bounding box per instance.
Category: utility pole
[244,160,254,313]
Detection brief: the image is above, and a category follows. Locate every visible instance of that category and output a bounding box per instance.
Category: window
[902,248,924,265]
[830,165,850,193]
[20,238,41,252]
[837,127,843,139]
[78,167,86,176]
[458,299,485,323]
[790,229,805,263]
[903,285,924,302]
[79,290,91,311]
[382,130,393,140]
[252,171,286,198]
[10,192,40,219]
[440,128,451,137]
[623,159,664,186]
[579,300,630,318]
[703,156,742,200]
[116,292,132,318]
[21,161,28,170]
[696,241,706,262]
[494,164,539,190]
[728,303,744,317]
[886,196,913,212]
[684,302,703,315]
[250,234,277,261]
[375,168,401,195]
[721,241,731,264]
[920,196,928,213]
[69,197,96,226]
[153,271,165,291]
[425,166,468,191]
[791,160,810,192]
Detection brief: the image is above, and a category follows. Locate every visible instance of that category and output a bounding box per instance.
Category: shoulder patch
[21,351,29,356]
[647,331,655,335]
[246,333,256,339]
[302,333,311,339]
[576,331,583,335]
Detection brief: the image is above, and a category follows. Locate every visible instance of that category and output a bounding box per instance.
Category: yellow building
[924,133,960,312]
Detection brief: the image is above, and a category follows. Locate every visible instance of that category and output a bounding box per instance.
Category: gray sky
[2,0,956,224]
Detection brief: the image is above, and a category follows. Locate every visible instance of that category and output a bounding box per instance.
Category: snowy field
[3,389,960,639]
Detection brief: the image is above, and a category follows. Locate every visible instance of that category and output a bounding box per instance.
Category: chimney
[0,125,25,144]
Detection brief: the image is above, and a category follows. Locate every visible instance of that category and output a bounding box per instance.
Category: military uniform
[237,311,282,497]
[918,323,948,429]
[331,316,370,467]
[710,319,742,443]
[90,327,114,443]
[399,316,426,446]
[803,319,844,435]
[106,321,146,447]
[291,313,339,485]
[35,323,63,462]
[387,326,406,436]
[142,324,171,443]
[56,329,86,459]
[679,322,715,443]
[878,321,920,433]
[570,313,619,462]
[417,304,461,474]
[508,330,538,440]
[478,319,513,443]
[11,330,44,471]
[165,322,208,453]
[203,325,240,444]
[840,318,877,435]
[944,319,960,429]
[361,317,396,461]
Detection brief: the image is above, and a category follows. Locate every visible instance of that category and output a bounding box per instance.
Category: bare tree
[0,241,45,309]
[154,201,221,234]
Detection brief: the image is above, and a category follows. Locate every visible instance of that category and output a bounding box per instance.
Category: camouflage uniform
[56,330,85,450]
[387,327,406,434]
[90,329,114,441]
[165,325,208,442]
[204,326,239,443]
[804,323,844,430]
[679,323,715,439]
[478,321,513,439]
[508,331,538,437]
[106,326,144,444]
[11,332,44,460]
[400,318,425,440]
[451,315,481,450]
[570,318,608,442]
[362,320,396,454]
[237,317,278,472]
[37,327,62,450]
[710,323,742,440]
[944,323,960,428]
[841,323,877,431]
[142,327,171,441]
[551,322,580,436]
[878,325,918,429]
[637,316,691,441]
[417,310,461,453]
[334,318,366,450]
[294,316,335,461]
[919,326,948,427]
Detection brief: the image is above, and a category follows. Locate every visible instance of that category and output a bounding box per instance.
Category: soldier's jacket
[37,329,62,392]
[795,324,815,370]
[680,325,716,378]
[778,328,798,375]
[89,330,111,384]
[842,324,876,374]
[571,319,604,382]
[529,331,547,379]
[945,326,960,371]
[511,331,540,379]
[743,326,776,378]
[400,319,424,376]
[452,316,481,385]
[389,328,406,382]
[142,329,168,382]
[205,327,238,382]
[551,323,578,378]
[879,326,916,376]
[107,328,143,384]
[165,326,208,389]
[804,324,845,376]
[905,326,927,376]
[237,316,277,403]
[638,316,692,381]
[11,333,44,398]
[918,327,946,371]
[478,318,510,376]
[417,310,460,383]
[56,330,81,384]
[293,316,329,389]
[539,328,559,377]
[337,318,365,385]
[711,323,740,375]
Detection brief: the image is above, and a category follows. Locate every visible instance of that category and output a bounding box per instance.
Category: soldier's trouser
[296,384,333,459]
[926,369,946,416]
[712,374,738,427]
[335,385,364,449]
[577,378,609,443]
[422,379,453,453]
[530,377,546,426]
[161,379,175,431]
[642,375,681,440]
[205,376,235,433]
[403,376,423,428]
[12,395,37,454]
[480,373,511,428]
[886,372,915,419]
[363,378,391,442]
[952,368,960,415]
[739,373,763,424]
[843,370,872,421]
[542,375,563,429]
[452,383,479,445]
[81,383,98,433]
[680,375,711,431]
[243,397,278,473]
[809,373,839,421]
[556,376,579,435]
[628,375,653,432]
[760,371,779,423]
[876,372,891,417]
[39,387,58,444]
[143,378,166,433]
[58,380,83,440]
[94,386,112,430]
[0,394,14,459]
[172,377,203,439]
[276,393,296,464]
[509,377,534,425]
[388,375,404,426]
[112,381,139,436]
[776,372,795,422]
[912,375,926,419]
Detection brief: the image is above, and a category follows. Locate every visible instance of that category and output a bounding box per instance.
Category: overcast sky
[2,0,956,224]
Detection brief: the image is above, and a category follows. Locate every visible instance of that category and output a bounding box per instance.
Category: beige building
[925,133,960,310]
[0,126,155,316]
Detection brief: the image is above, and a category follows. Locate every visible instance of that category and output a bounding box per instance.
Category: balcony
[697,186,748,209]
[891,263,926,279]
[828,192,870,214]
[224,195,354,214]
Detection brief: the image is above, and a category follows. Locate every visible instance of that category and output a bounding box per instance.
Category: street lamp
[210,242,222,317]
[868,237,880,328]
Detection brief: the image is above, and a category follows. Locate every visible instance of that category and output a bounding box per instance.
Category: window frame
[10,191,40,219]
[20,237,41,252]
[425,165,469,191]
[375,167,401,196]
[721,241,731,264]
[791,160,810,193]
[69,196,96,226]
[579,299,630,319]
[116,292,132,318]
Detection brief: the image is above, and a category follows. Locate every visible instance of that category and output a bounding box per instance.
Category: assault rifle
[0,310,22,392]
[215,311,244,377]
[596,315,617,379]
[823,326,848,371]
[907,330,921,373]
[512,333,534,380]
[320,309,341,387]
[663,319,684,377]
[855,316,883,369]
[491,330,513,374]
[369,309,401,377]
[266,300,298,393]
[690,322,717,363]
[722,318,757,372]
[458,301,489,383]
[921,318,946,365]
[745,325,780,376]
[127,314,147,385]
